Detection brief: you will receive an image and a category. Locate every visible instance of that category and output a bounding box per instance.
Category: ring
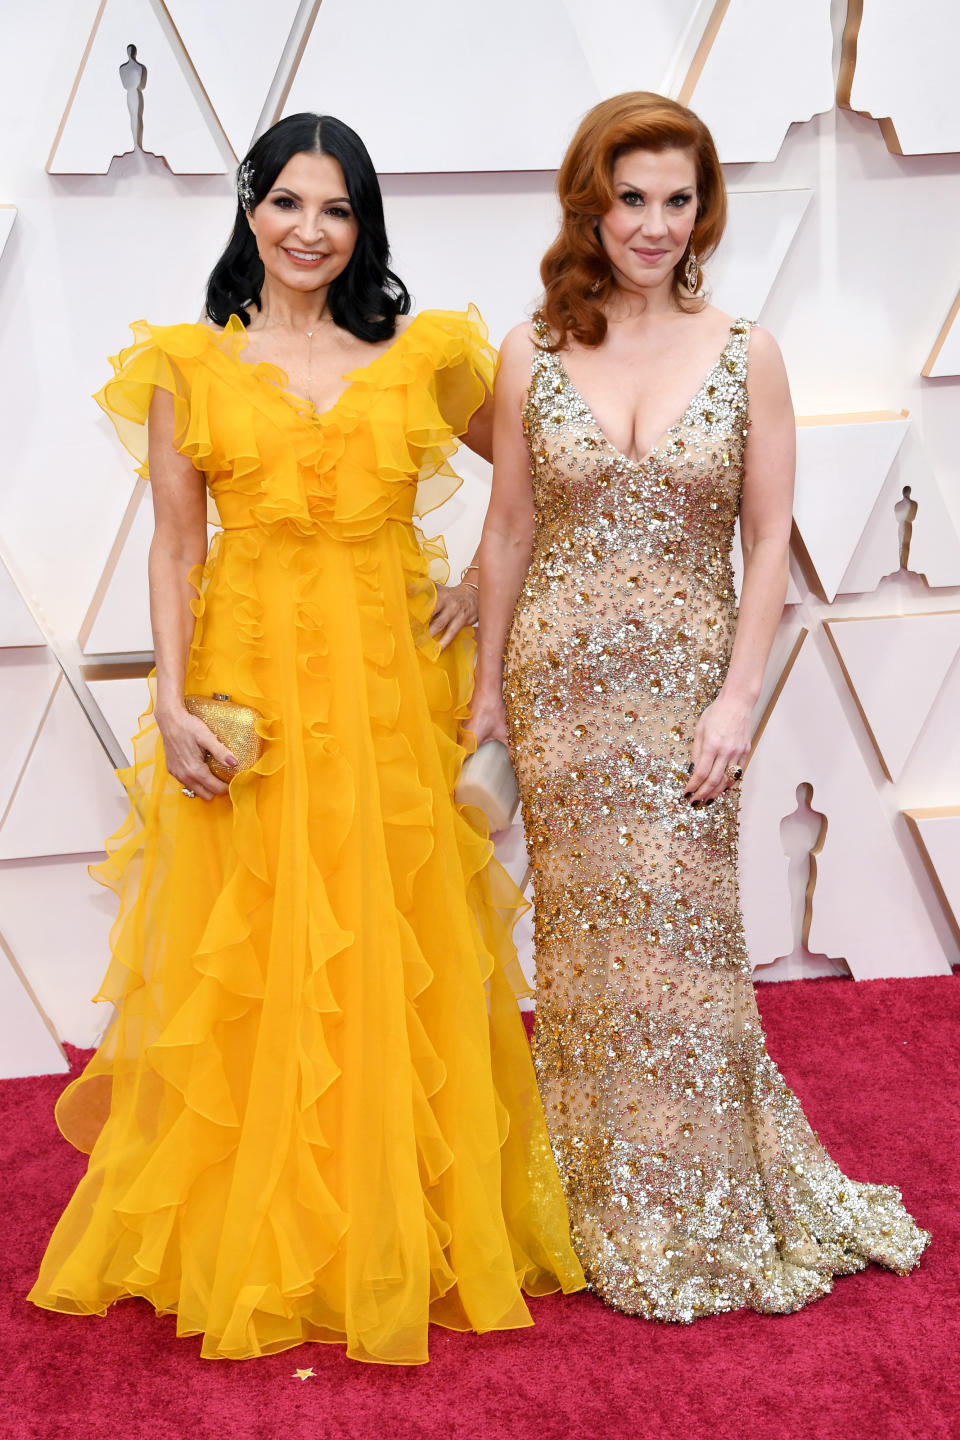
[726,766,743,782]
[181,787,196,799]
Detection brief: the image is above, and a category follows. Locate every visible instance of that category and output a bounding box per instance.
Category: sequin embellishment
[503,315,930,1321]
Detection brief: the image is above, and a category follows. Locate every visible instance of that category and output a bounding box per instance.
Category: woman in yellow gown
[28,113,583,1363]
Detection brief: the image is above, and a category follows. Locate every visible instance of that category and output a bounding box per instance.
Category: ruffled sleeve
[95,320,226,480]
[399,304,496,519]
[94,310,495,546]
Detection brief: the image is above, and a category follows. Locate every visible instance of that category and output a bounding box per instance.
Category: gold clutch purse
[183,692,263,782]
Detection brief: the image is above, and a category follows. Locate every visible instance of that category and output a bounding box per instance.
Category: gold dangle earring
[684,246,700,291]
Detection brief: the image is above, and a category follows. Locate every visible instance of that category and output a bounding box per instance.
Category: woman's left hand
[685,691,754,803]
[429,582,479,649]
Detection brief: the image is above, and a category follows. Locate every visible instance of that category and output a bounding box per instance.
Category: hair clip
[237,160,256,213]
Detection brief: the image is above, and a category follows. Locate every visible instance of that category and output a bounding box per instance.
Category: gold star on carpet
[292,1367,316,1381]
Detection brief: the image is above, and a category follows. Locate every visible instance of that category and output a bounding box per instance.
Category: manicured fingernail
[687,762,695,774]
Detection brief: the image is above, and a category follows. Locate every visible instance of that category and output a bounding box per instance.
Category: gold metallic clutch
[455,739,519,832]
[183,692,263,783]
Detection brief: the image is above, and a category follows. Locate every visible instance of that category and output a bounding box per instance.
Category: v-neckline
[552,320,744,469]
[216,311,425,425]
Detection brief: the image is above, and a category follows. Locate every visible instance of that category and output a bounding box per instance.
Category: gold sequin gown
[503,315,929,1321]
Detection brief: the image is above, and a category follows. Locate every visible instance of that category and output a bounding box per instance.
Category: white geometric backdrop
[1,0,959,1076]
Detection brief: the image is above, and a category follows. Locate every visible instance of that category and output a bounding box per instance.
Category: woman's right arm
[148,388,236,800]
[468,326,536,747]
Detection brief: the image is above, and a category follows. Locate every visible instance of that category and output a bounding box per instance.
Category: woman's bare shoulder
[744,323,782,361]
[500,319,543,360]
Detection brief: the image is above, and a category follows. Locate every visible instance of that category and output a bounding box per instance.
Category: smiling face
[246,150,359,295]
[597,147,699,296]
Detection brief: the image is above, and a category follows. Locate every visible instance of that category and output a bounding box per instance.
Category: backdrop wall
[1,0,958,1076]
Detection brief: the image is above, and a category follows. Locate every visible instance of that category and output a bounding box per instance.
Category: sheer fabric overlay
[28,310,585,1363]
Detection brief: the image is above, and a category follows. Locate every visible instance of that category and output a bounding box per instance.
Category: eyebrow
[268,186,352,204]
[616,182,694,191]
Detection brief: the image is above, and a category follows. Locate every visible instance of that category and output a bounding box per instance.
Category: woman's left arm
[686,327,795,801]
[428,390,493,647]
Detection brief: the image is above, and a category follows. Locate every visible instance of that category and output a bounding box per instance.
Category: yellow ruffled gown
[28,308,584,1363]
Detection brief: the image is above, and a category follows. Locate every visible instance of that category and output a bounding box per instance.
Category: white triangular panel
[711,189,812,321]
[84,486,153,654]
[684,0,834,163]
[839,452,960,595]
[904,468,960,590]
[0,651,59,818]
[285,0,600,172]
[826,613,960,781]
[87,675,152,765]
[0,944,67,1079]
[49,0,227,174]
[923,291,960,378]
[740,635,951,978]
[163,0,302,159]
[891,637,960,803]
[563,0,706,99]
[284,0,737,172]
[0,860,116,1051]
[845,0,960,154]
[906,809,960,936]
[0,677,127,859]
[0,556,44,647]
[0,206,15,263]
[793,415,910,601]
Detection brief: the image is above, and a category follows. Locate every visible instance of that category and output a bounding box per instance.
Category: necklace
[256,312,324,340]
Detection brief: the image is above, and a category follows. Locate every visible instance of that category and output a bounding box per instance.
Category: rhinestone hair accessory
[236,159,256,212]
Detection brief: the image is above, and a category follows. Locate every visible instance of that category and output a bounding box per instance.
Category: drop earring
[684,247,699,290]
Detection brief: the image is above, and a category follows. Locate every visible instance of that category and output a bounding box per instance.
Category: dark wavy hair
[540,92,726,351]
[205,113,410,340]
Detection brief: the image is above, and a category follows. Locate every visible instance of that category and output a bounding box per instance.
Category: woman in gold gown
[470,92,928,1321]
[28,113,583,1363]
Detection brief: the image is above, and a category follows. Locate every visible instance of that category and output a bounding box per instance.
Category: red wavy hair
[540,92,727,351]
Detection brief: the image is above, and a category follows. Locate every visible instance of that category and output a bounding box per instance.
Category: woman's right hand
[467,683,510,749]
[154,702,237,801]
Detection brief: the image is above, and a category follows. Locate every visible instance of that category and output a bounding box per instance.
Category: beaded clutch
[455,739,519,832]
[183,692,263,783]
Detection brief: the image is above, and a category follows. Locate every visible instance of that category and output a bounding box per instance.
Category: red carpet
[2,975,957,1440]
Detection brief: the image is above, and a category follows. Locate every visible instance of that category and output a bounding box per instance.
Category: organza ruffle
[94,307,496,573]
[30,311,583,1362]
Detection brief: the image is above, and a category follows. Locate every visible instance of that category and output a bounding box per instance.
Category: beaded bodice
[522,314,751,593]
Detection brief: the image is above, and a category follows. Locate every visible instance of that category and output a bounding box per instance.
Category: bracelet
[461,580,479,594]
[460,562,479,581]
